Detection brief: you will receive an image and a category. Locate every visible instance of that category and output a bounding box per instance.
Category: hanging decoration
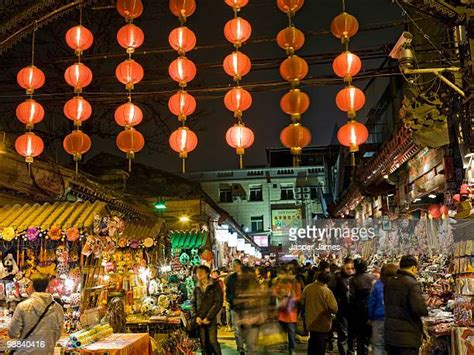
[15,25,45,166]
[276,0,310,166]
[224,0,254,169]
[63,7,93,175]
[168,0,198,173]
[115,0,145,172]
[332,1,368,166]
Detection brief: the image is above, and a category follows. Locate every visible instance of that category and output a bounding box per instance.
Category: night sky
[0,0,405,173]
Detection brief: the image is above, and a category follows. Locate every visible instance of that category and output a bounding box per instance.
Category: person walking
[368,263,399,355]
[302,271,338,355]
[329,257,355,355]
[225,259,245,354]
[384,255,428,355]
[193,265,223,355]
[349,258,375,355]
[8,273,64,355]
[272,265,302,355]
[211,269,225,327]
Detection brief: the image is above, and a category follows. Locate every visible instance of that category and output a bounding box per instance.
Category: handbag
[7,300,54,355]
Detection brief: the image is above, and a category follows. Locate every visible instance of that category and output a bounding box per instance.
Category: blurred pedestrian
[349,258,375,355]
[302,271,338,355]
[211,269,225,327]
[225,259,245,354]
[369,263,398,355]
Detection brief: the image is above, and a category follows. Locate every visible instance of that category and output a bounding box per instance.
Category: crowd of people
[192,255,428,355]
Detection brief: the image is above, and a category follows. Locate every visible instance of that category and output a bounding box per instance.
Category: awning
[170,231,208,249]
[122,219,164,240]
[0,201,107,231]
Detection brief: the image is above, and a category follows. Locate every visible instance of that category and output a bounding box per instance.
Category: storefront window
[251,216,264,232]
[249,185,263,201]
[219,187,232,203]
[280,184,294,200]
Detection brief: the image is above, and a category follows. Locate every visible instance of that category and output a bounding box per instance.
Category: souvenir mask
[49,226,62,241]
[66,227,80,242]
[26,228,40,242]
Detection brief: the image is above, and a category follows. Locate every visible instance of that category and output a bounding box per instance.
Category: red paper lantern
[279,55,308,84]
[15,132,44,163]
[280,123,311,155]
[16,99,45,129]
[169,0,196,20]
[224,17,252,47]
[63,96,92,126]
[168,26,196,54]
[169,126,198,158]
[440,205,449,217]
[277,26,305,54]
[280,89,310,120]
[64,63,93,92]
[223,51,251,81]
[226,124,254,154]
[115,59,144,90]
[65,25,94,54]
[224,87,252,115]
[336,85,366,117]
[115,102,143,127]
[333,51,362,81]
[277,0,304,14]
[117,24,144,53]
[224,0,249,9]
[117,0,144,21]
[428,204,441,219]
[63,130,92,161]
[331,12,359,42]
[17,66,45,94]
[168,91,196,121]
[337,120,368,152]
[169,56,197,87]
[116,128,145,157]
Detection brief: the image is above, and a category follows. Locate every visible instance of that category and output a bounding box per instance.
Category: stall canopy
[122,219,164,240]
[0,201,107,231]
[170,231,208,249]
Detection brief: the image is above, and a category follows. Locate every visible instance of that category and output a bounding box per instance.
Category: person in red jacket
[272,265,301,355]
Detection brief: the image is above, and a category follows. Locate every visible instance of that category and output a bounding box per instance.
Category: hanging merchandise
[276,0,310,166]
[115,0,145,172]
[332,0,368,165]
[15,26,45,166]
[168,0,198,173]
[63,7,94,175]
[224,0,254,169]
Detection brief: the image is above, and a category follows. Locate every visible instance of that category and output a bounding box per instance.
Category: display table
[75,333,151,355]
[126,314,180,335]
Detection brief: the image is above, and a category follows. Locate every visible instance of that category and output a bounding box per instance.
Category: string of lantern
[115,0,146,172]
[63,7,93,175]
[224,0,254,169]
[332,0,368,166]
[168,0,198,174]
[15,25,45,169]
[276,0,311,167]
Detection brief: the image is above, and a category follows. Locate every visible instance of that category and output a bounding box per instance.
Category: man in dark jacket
[349,258,375,355]
[329,257,355,355]
[384,255,428,355]
[193,265,223,355]
[225,259,245,354]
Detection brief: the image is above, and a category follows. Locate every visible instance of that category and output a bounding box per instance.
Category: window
[251,216,264,232]
[310,186,319,199]
[280,184,294,200]
[249,185,263,201]
[219,187,232,203]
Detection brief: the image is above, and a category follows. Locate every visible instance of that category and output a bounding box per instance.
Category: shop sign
[271,209,302,235]
[253,234,269,247]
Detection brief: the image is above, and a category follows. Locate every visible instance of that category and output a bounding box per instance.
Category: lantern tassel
[128,157,132,173]
[351,152,355,167]
[239,154,243,170]
[182,158,186,174]
[75,160,78,176]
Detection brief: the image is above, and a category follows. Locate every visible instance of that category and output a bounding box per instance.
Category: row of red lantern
[223,0,254,169]
[331,11,369,154]
[277,0,311,161]
[168,0,199,173]
[62,23,94,170]
[428,204,449,219]
[15,30,46,163]
[115,0,146,171]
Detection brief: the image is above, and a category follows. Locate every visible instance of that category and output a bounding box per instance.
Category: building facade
[187,165,329,253]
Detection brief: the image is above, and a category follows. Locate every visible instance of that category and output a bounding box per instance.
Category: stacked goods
[67,323,113,348]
